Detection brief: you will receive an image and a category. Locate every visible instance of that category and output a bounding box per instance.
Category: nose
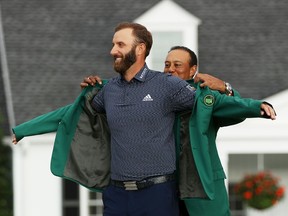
[110,45,117,56]
[164,66,175,74]
[168,65,176,73]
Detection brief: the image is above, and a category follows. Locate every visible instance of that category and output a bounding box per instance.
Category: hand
[260,103,276,120]
[194,73,226,93]
[12,134,18,145]
[80,75,103,89]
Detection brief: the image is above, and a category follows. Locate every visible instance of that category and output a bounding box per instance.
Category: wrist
[224,82,233,96]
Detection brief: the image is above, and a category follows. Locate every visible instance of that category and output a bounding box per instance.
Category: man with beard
[13,22,196,215]
[90,22,197,216]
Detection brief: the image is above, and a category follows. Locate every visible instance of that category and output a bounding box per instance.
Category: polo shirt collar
[119,64,150,83]
[133,64,150,82]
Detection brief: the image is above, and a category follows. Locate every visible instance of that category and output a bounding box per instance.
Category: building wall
[12,134,61,216]
[218,89,288,216]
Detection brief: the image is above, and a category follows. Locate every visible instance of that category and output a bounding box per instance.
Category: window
[228,153,288,215]
[88,192,103,216]
[229,183,246,216]
[62,179,79,216]
[135,0,201,70]
[149,31,183,71]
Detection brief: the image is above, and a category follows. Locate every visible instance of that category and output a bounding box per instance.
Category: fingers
[199,82,206,88]
[193,75,201,83]
[80,75,103,89]
[193,73,203,83]
[80,82,89,89]
[261,104,276,120]
[88,76,103,85]
[194,73,208,86]
[269,107,276,120]
[193,73,224,91]
[12,134,18,145]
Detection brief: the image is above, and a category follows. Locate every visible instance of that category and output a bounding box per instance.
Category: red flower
[234,171,285,210]
[276,187,285,198]
[243,191,253,200]
[245,181,253,188]
[255,187,263,195]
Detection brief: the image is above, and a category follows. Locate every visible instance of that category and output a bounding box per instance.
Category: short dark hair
[169,46,198,67]
[115,22,153,57]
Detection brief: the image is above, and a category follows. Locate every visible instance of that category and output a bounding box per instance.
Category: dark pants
[102,180,179,216]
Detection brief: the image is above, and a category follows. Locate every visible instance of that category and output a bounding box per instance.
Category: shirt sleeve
[169,77,196,112]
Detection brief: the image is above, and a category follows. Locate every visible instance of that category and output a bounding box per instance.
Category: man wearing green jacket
[163,46,236,216]
[165,46,271,216]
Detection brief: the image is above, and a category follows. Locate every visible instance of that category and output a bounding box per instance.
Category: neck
[123,60,145,82]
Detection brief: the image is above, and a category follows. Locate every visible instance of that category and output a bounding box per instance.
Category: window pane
[229,183,246,216]
[89,192,103,216]
[63,207,79,216]
[150,31,183,71]
[62,180,79,216]
[63,179,79,200]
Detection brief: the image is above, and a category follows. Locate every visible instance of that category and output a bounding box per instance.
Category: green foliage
[0,114,13,216]
[234,171,285,210]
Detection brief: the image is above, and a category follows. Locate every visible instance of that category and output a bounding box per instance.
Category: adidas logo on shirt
[142,94,153,101]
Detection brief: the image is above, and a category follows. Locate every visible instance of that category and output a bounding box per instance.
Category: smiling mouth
[114,57,122,63]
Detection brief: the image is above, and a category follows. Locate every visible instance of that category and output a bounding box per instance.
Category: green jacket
[14,82,110,192]
[174,80,263,201]
[13,80,265,197]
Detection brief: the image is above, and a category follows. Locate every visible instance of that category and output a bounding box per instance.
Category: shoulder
[97,77,117,91]
[151,70,189,87]
[103,77,116,85]
[197,85,222,97]
[195,86,222,107]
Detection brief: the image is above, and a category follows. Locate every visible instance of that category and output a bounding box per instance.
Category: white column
[12,144,25,216]
[11,134,62,216]
[80,186,89,216]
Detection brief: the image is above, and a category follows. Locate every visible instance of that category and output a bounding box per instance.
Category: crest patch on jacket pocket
[204,95,214,106]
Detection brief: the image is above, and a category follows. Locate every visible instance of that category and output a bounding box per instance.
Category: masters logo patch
[204,95,214,106]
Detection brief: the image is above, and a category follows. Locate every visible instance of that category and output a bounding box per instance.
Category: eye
[118,42,125,48]
[164,62,170,68]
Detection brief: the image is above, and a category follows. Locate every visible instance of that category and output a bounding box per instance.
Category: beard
[113,45,137,75]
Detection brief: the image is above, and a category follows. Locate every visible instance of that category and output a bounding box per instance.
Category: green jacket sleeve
[213,91,262,118]
[12,104,72,141]
[211,89,263,127]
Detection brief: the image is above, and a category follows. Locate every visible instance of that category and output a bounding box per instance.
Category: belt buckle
[123,181,138,190]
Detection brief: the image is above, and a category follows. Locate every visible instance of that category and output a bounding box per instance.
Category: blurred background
[0,0,287,215]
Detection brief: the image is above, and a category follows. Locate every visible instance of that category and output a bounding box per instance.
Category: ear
[136,43,146,56]
[189,65,198,77]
